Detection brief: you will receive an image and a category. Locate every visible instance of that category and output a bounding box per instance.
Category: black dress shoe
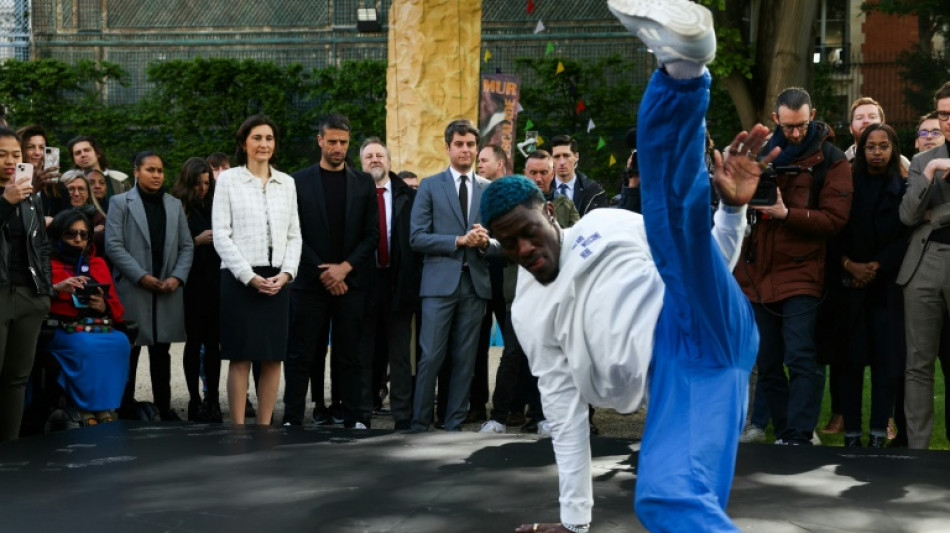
[868,435,886,449]
[522,418,539,432]
[187,399,201,421]
[844,436,862,448]
[464,407,487,424]
[160,409,182,422]
[887,437,908,449]
[204,399,223,423]
[506,411,527,426]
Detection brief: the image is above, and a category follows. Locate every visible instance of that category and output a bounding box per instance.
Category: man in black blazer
[358,137,421,430]
[282,113,379,429]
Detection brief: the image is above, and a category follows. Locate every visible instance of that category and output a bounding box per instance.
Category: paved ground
[143,344,648,437]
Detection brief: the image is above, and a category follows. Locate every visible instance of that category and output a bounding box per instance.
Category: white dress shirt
[448,166,473,220]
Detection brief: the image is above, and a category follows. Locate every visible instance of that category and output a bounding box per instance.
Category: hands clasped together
[139,274,182,294]
[457,223,490,249]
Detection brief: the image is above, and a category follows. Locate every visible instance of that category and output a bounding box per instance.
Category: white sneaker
[537,420,552,438]
[607,0,716,65]
[810,432,822,446]
[479,420,506,434]
[354,422,367,430]
[739,425,766,444]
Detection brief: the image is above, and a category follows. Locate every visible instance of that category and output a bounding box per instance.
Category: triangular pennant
[484,49,492,63]
[609,154,617,167]
[576,99,586,113]
[537,134,545,147]
[596,137,606,150]
[555,61,565,75]
[534,20,546,34]
[517,103,524,113]
[545,41,555,55]
[525,119,535,130]
[527,0,535,14]
[587,118,595,132]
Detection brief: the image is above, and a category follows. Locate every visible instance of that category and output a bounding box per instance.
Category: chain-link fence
[25,0,646,105]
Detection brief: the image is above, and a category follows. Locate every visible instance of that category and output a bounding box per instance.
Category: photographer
[735,87,852,446]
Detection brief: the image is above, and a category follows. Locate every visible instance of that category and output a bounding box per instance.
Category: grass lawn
[764,361,949,450]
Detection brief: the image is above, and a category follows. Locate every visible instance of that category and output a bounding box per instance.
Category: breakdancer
[481,1,779,531]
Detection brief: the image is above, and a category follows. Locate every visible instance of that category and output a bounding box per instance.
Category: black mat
[1,423,949,532]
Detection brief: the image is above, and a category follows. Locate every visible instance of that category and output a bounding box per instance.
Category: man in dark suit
[358,137,421,430]
[550,134,606,217]
[282,113,379,429]
[410,119,499,431]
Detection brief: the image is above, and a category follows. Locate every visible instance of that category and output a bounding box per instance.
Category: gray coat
[898,143,950,286]
[105,187,194,345]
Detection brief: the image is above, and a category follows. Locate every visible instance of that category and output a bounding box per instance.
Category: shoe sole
[607,0,712,40]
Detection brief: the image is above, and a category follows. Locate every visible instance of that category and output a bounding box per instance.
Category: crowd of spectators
[2,83,950,451]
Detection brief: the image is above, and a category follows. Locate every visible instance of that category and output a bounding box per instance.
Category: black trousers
[283,288,366,427]
[364,268,415,424]
[125,343,172,412]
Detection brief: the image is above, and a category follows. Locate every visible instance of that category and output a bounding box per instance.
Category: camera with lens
[750,164,802,206]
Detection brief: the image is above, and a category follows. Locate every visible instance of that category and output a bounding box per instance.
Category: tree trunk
[716,0,819,129]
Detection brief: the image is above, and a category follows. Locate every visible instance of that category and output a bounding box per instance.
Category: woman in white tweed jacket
[212,114,301,425]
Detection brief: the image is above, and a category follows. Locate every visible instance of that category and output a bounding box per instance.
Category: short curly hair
[480,175,545,230]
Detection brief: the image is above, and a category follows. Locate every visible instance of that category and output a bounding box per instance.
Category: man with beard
[359,137,420,430]
[736,87,853,446]
[282,113,379,429]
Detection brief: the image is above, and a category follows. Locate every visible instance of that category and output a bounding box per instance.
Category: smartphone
[44,147,60,171]
[76,282,110,296]
[15,162,33,183]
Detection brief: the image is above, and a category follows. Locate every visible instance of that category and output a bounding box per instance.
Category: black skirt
[219,268,289,362]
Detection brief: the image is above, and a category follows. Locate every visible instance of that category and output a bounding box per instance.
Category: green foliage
[142,57,310,173]
[0,58,127,143]
[303,59,388,145]
[514,55,644,197]
[892,45,950,118]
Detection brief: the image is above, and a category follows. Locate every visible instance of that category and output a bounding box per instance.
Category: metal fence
[22,0,646,105]
[0,0,29,60]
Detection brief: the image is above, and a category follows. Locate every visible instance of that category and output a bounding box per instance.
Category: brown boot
[820,413,844,434]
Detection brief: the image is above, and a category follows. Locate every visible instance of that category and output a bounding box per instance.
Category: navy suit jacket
[291,163,379,292]
[410,169,497,299]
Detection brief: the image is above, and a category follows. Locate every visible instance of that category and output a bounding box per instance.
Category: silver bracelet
[563,523,590,533]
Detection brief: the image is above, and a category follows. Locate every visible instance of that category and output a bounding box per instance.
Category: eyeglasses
[63,229,89,240]
[937,111,950,121]
[865,143,892,153]
[779,121,809,134]
[919,129,942,138]
[66,186,86,195]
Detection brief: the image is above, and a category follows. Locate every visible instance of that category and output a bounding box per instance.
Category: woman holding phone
[213,114,301,425]
[0,126,53,441]
[16,124,64,222]
[47,209,131,425]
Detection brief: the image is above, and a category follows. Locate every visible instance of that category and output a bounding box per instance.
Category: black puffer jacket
[0,194,54,295]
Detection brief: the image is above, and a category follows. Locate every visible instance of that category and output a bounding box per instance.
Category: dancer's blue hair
[480,175,545,229]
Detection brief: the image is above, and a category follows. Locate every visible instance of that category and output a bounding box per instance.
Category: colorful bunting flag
[517,103,524,113]
[484,49,492,63]
[537,134,545,147]
[575,99,586,113]
[596,137,606,150]
[545,41,555,55]
[527,0,535,14]
[587,118,595,132]
[556,61,565,75]
[609,154,617,166]
[534,20,546,34]
[525,119,535,130]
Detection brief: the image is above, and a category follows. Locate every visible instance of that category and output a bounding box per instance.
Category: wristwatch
[563,523,590,533]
